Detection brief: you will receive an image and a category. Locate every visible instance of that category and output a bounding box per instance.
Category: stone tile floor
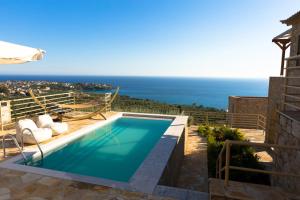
[0,113,176,199]
[0,117,285,199]
[239,129,273,163]
[239,129,265,143]
[0,113,210,199]
[177,126,208,192]
[0,168,173,200]
[154,185,208,200]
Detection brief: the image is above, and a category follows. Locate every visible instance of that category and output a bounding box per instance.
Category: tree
[0,84,9,95]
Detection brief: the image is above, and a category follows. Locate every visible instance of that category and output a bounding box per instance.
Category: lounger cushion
[16,119,52,144]
[37,114,69,135]
[36,114,53,128]
[20,128,52,144]
[16,119,38,133]
[50,122,69,135]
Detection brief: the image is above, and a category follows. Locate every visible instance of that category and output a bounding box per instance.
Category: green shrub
[211,126,244,142]
[199,125,269,184]
[198,125,211,137]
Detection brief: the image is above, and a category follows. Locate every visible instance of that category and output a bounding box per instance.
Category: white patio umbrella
[0,41,45,64]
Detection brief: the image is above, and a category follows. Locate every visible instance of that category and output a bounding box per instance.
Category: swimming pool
[22,117,172,182]
[0,113,188,193]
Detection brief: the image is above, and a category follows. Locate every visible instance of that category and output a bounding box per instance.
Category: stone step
[209,178,300,200]
[153,185,209,200]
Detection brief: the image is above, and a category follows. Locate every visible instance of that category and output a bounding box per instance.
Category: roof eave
[281,11,300,26]
[281,20,295,26]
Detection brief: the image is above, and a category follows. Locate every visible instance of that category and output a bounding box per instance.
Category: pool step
[153,185,209,200]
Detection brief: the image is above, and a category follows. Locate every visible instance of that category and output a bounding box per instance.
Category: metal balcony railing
[0,92,111,130]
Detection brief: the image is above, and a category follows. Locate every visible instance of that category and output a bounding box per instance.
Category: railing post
[0,101,3,132]
[219,154,223,178]
[256,115,259,130]
[224,141,231,186]
[72,93,75,105]
[216,159,219,178]
[43,97,46,114]
[2,134,28,162]
[22,128,44,159]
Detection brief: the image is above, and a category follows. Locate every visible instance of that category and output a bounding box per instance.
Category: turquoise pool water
[22,117,172,182]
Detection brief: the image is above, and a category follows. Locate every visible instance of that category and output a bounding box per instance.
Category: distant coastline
[0,75,268,109]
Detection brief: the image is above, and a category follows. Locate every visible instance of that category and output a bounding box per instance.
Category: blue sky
[0,0,299,78]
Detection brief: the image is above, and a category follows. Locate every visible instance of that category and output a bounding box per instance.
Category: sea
[0,75,268,109]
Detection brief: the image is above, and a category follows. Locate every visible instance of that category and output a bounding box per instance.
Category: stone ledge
[153,185,209,200]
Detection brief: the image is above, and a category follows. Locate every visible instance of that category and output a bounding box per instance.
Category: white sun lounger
[36,114,69,135]
[16,119,52,144]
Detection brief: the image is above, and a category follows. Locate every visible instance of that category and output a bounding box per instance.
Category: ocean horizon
[0,75,269,109]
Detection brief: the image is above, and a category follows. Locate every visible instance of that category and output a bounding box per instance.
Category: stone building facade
[227,96,268,129]
[269,11,300,193]
[265,77,284,144]
[228,96,268,116]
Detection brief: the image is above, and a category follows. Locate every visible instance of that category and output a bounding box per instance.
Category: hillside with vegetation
[112,95,223,114]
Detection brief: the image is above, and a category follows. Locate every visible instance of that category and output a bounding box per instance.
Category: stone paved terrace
[177,126,208,192]
[0,112,176,200]
[0,168,174,200]
[0,112,209,200]
[239,129,265,143]
[1,115,283,199]
[239,129,273,163]
[0,168,209,200]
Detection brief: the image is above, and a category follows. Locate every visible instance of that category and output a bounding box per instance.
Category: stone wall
[287,22,300,70]
[159,126,185,186]
[271,113,300,194]
[284,22,300,111]
[265,77,284,144]
[270,15,300,193]
[228,96,268,116]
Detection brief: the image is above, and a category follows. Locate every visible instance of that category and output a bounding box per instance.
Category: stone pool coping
[0,112,188,194]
